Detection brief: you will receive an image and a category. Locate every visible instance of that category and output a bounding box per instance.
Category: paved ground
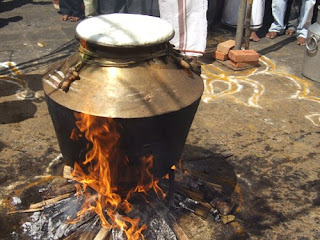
[0,1,320,239]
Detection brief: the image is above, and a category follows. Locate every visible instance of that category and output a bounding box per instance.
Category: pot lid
[75,13,175,47]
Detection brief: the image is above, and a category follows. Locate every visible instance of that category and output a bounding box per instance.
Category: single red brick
[228,60,259,68]
[217,40,236,54]
[213,50,228,61]
[228,49,260,63]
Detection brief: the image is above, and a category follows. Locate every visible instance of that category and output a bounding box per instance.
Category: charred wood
[30,193,72,209]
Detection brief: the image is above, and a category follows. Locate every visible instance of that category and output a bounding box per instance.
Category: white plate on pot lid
[75,13,175,47]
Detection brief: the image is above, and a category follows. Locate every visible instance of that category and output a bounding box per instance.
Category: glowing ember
[70,113,166,239]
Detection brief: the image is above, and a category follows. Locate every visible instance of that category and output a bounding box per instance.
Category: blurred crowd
[53,0,320,59]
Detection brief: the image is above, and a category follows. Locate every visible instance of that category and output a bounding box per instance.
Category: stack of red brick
[213,40,260,68]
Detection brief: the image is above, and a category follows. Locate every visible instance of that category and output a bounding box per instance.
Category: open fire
[70,112,168,239]
[16,137,239,240]
[13,109,240,239]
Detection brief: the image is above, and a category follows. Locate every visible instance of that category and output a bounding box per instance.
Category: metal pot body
[302,6,320,82]
[42,48,204,178]
[45,95,200,178]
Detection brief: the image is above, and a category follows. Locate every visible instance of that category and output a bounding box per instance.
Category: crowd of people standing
[55,0,319,60]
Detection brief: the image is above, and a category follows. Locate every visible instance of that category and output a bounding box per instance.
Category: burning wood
[93,227,111,240]
[67,113,169,239]
[63,165,73,179]
[174,166,223,194]
[29,193,71,209]
[173,194,209,219]
[7,207,44,214]
[8,193,71,215]
[10,113,239,239]
[15,162,239,239]
[8,150,239,240]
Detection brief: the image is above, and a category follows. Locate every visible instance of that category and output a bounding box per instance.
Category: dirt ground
[1,1,320,239]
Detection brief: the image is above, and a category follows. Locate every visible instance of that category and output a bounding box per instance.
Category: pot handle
[306,35,320,52]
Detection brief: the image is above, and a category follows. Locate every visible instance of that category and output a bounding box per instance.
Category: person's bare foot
[250,31,260,42]
[60,15,69,21]
[296,37,306,46]
[265,32,278,39]
[285,29,295,36]
[68,16,80,22]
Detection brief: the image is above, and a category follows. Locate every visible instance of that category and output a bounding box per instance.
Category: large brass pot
[42,14,204,178]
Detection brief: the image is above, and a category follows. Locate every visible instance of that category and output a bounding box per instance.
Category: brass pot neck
[78,38,170,63]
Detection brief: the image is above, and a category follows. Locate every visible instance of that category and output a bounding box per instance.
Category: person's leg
[98,0,125,14]
[286,0,301,35]
[159,0,207,74]
[145,0,160,17]
[286,18,298,35]
[207,0,217,27]
[250,31,259,41]
[250,0,265,41]
[266,0,288,38]
[221,0,238,27]
[159,0,179,50]
[180,0,208,57]
[53,0,60,10]
[59,0,72,20]
[125,0,147,14]
[68,0,84,22]
[296,0,316,45]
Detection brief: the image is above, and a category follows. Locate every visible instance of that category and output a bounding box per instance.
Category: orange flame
[70,113,166,239]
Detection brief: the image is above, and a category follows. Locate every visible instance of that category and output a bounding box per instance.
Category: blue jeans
[268,0,316,38]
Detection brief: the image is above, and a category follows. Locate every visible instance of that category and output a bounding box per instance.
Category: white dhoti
[159,0,208,57]
[222,0,265,30]
[84,0,98,17]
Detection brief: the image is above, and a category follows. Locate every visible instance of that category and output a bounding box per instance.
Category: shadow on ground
[0,100,37,124]
[182,144,237,196]
[0,0,52,14]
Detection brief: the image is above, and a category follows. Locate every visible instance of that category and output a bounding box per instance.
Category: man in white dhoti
[266,0,316,45]
[222,0,265,41]
[158,0,208,58]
